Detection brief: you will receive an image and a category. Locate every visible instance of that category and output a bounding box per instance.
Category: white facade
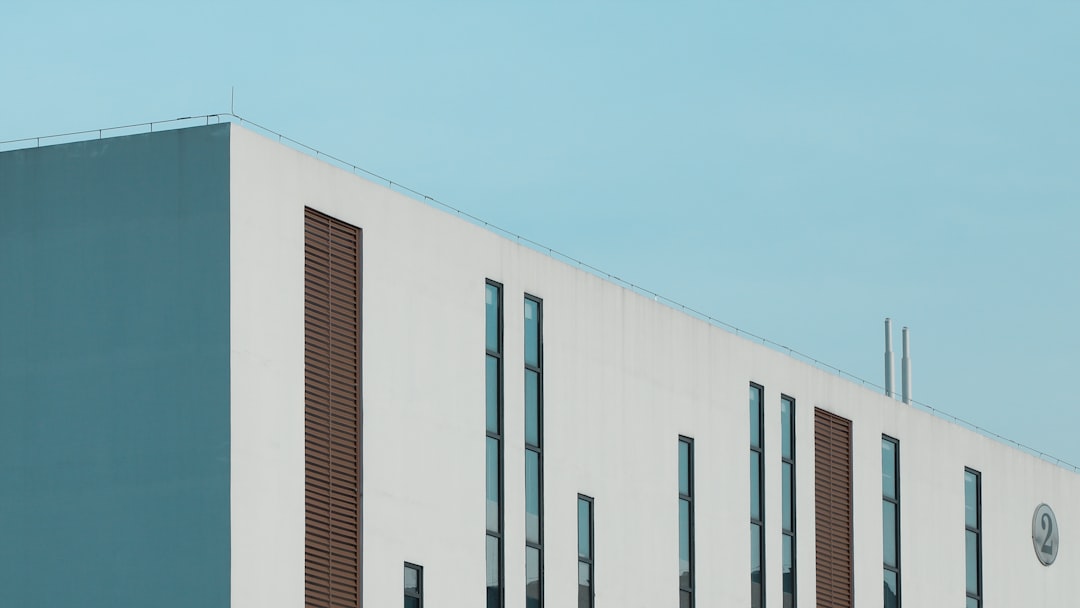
[223,123,1079,607]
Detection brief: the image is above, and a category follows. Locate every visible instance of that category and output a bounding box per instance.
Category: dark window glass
[882,436,900,608]
[964,468,981,607]
[749,385,762,448]
[525,369,540,446]
[750,451,762,520]
[578,498,591,559]
[782,461,793,531]
[485,281,502,608]
[883,501,898,567]
[965,530,979,594]
[884,569,899,608]
[486,534,500,606]
[781,395,795,608]
[782,534,794,596]
[486,356,499,433]
[678,437,693,606]
[679,498,691,586]
[404,563,422,608]
[486,437,500,532]
[750,384,764,608]
[524,295,543,608]
[964,471,979,528]
[680,590,693,608]
[751,522,762,571]
[486,284,500,353]
[404,564,420,593]
[679,441,690,496]
[882,439,897,499]
[526,546,541,608]
[577,495,594,608]
[578,562,591,608]
[524,298,540,367]
[751,522,763,608]
[781,397,794,460]
[526,450,541,544]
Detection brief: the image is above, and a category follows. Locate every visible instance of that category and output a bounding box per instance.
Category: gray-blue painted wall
[0,125,230,607]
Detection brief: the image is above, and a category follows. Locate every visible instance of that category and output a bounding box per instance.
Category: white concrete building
[1,121,1076,608]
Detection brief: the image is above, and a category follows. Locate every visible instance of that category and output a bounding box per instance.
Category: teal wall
[0,125,230,607]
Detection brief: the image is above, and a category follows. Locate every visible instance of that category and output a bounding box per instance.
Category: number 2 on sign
[1040,512,1054,554]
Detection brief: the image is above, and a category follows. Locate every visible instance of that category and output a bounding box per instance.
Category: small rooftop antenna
[901,326,912,404]
[884,318,895,398]
[231,87,235,115]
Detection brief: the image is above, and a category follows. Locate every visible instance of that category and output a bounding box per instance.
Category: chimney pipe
[901,326,912,404]
[884,318,895,398]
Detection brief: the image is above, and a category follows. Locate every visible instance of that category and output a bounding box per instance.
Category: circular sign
[1032,504,1059,566]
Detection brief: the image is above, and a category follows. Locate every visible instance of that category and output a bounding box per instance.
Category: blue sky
[4,2,1079,466]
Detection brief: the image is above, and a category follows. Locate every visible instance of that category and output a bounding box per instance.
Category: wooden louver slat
[305,207,362,608]
[814,407,853,608]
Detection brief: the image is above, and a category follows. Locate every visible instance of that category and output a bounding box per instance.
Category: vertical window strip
[404,563,423,608]
[750,384,765,608]
[524,295,543,608]
[882,436,900,608]
[578,495,594,608]
[965,469,982,608]
[780,396,796,608]
[485,281,503,608]
[679,436,695,608]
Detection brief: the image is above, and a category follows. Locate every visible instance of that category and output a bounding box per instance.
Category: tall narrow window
[750,384,764,608]
[813,408,853,608]
[524,295,544,608]
[404,563,423,608]
[578,495,594,608]
[780,395,796,608]
[882,436,900,608]
[485,281,503,608]
[679,436,695,608]
[965,469,982,608]
[304,208,362,608]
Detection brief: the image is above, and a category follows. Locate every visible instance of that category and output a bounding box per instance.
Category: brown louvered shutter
[305,207,362,608]
[814,407,853,608]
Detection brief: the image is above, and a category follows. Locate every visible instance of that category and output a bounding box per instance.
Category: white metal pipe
[902,326,912,404]
[884,318,895,398]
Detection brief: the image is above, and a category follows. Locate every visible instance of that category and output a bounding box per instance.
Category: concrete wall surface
[0,125,231,607]
[229,122,1080,607]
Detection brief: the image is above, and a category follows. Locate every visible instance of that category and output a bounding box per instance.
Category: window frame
[882,435,900,608]
[750,382,765,608]
[964,468,982,608]
[781,394,796,608]
[524,293,544,608]
[485,279,504,608]
[577,494,595,608]
[679,435,695,608]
